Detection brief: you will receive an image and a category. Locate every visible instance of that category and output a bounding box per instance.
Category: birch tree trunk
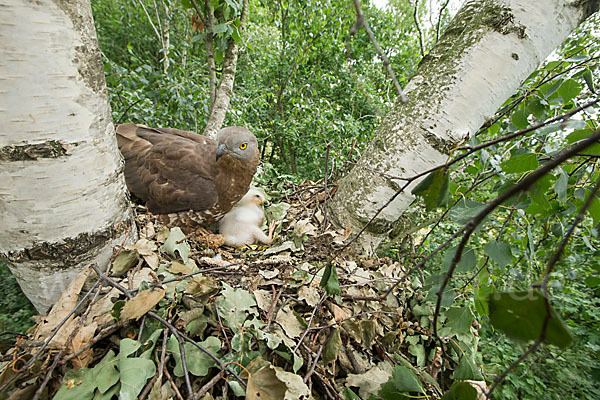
[0,0,136,313]
[203,0,249,138]
[329,0,599,252]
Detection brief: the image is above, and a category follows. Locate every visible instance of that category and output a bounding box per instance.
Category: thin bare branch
[412,0,425,57]
[351,0,408,102]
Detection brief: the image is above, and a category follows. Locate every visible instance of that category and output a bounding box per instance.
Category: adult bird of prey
[116,123,259,231]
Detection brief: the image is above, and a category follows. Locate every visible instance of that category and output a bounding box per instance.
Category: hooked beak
[216,143,227,161]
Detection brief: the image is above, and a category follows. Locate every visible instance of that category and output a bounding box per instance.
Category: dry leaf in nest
[35,267,92,342]
[167,261,193,275]
[252,289,273,313]
[275,306,304,339]
[69,322,97,369]
[120,288,166,321]
[140,221,156,239]
[298,286,320,307]
[328,302,351,323]
[128,238,159,269]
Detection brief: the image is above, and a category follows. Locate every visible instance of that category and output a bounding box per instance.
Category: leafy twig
[432,130,600,378]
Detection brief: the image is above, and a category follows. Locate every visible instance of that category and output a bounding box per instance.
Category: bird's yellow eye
[239,143,247,150]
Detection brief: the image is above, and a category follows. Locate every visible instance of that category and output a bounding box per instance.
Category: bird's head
[216,127,259,163]
[239,188,265,206]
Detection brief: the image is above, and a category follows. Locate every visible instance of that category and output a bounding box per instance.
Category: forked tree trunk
[329,0,599,252]
[0,0,136,313]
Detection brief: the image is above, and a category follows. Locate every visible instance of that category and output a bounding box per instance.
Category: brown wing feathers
[115,123,259,227]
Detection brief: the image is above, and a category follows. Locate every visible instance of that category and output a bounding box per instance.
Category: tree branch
[351,0,408,102]
[412,0,425,57]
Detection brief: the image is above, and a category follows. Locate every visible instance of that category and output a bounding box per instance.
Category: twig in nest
[138,330,170,399]
[303,341,325,383]
[265,285,284,331]
[214,302,231,351]
[164,364,185,400]
[176,333,194,399]
[293,293,327,354]
[63,320,131,363]
[194,369,225,400]
[33,270,106,400]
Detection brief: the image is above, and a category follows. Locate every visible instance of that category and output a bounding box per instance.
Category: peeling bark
[329,0,599,252]
[0,0,136,312]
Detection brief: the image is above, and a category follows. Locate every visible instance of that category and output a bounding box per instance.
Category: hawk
[116,123,259,231]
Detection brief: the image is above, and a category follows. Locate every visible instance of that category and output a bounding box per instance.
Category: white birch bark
[0,0,136,312]
[203,0,249,138]
[329,0,599,252]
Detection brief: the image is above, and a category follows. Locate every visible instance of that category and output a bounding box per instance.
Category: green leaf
[217,282,258,329]
[511,107,528,130]
[161,227,190,263]
[443,246,477,273]
[558,78,582,103]
[453,355,483,380]
[94,351,119,394]
[554,169,568,203]
[582,68,596,93]
[526,97,546,119]
[322,328,341,366]
[118,339,156,400]
[232,27,242,44]
[319,263,341,295]
[391,366,424,393]
[212,23,229,34]
[487,290,573,349]
[342,387,362,400]
[408,343,426,367]
[543,79,563,98]
[585,276,600,288]
[93,383,120,400]
[411,169,450,211]
[587,192,600,224]
[265,202,291,221]
[448,199,487,226]
[500,153,539,174]
[444,307,475,335]
[167,335,221,377]
[112,250,139,275]
[475,284,494,316]
[180,0,193,9]
[484,241,512,269]
[379,366,424,398]
[441,381,478,400]
[53,368,96,400]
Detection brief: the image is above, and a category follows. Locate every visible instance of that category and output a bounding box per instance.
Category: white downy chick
[218,188,275,247]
